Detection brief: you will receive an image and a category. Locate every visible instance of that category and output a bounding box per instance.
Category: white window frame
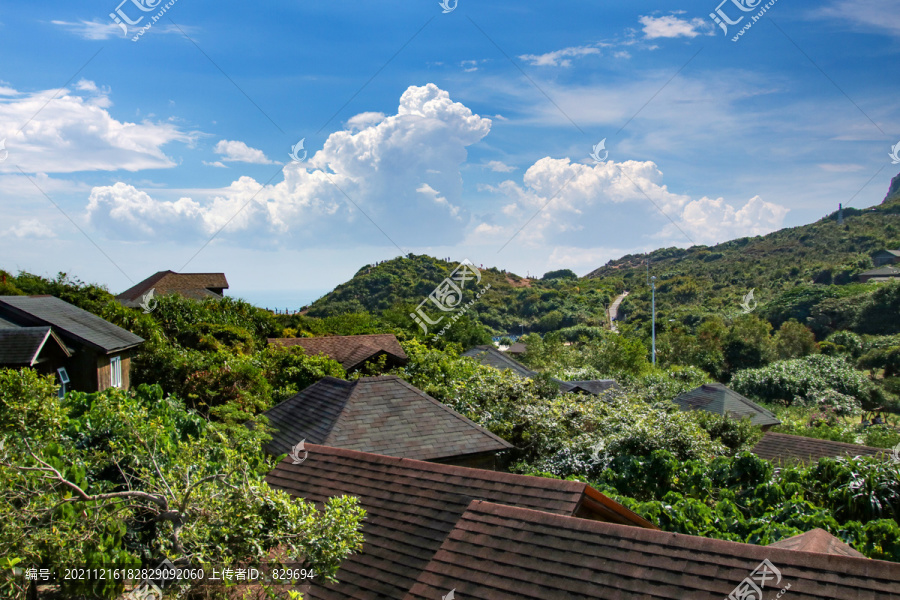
[57,367,69,398]
[110,355,122,388]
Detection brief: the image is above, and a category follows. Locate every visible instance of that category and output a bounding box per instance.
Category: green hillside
[309,175,900,341]
[597,191,900,338]
[305,257,622,336]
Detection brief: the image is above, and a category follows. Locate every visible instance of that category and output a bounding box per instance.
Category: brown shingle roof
[673,382,781,427]
[402,500,900,600]
[265,444,656,600]
[752,431,890,465]
[767,528,867,558]
[116,271,229,303]
[267,334,408,371]
[259,375,512,461]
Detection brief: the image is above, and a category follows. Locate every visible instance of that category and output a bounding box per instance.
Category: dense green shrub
[731,355,888,409]
[0,370,366,599]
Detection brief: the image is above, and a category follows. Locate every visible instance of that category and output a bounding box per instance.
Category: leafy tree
[773,319,819,360]
[0,369,365,599]
[723,314,775,376]
[541,269,578,281]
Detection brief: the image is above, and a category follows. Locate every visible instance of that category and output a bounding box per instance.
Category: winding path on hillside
[608,291,629,332]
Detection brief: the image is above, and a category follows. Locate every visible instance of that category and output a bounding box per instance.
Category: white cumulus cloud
[86,84,492,248]
[213,140,276,164]
[639,15,713,39]
[490,156,788,248]
[3,218,56,239]
[0,85,195,173]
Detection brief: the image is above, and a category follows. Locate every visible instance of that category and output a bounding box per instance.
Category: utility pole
[651,275,657,367]
[838,203,844,225]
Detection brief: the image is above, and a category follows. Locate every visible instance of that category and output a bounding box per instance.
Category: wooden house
[0,296,144,392]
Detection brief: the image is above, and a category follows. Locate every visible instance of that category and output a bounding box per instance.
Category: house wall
[96,352,132,391]
[67,347,100,392]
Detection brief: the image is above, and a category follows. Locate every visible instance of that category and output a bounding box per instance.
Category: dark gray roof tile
[0,296,143,354]
[260,376,512,461]
[673,383,781,427]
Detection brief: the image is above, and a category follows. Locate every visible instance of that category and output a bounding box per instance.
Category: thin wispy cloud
[819,0,900,37]
[518,45,601,67]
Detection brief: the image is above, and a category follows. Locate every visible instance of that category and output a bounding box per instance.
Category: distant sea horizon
[229,289,332,313]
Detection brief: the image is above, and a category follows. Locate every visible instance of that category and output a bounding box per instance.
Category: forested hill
[307,175,900,338]
[585,180,900,336]
[305,257,621,336]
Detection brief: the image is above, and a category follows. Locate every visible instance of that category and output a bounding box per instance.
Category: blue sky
[1,0,899,307]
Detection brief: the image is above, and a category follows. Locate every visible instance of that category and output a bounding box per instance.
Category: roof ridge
[301,443,585,491]
[464,500,899,575]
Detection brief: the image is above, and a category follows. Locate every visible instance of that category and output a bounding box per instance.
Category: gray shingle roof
[463,346,620,396]
[260,375,512,461]
[0,327,68,365]
[556,379,621,395]
[672,383,781,427]
[0,296,144,354]
[752,432,890,465]
[860,265,900,277]
[462,345,536,378]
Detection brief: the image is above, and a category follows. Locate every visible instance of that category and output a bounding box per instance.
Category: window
[110,356,122,388]
[57,367,69,399]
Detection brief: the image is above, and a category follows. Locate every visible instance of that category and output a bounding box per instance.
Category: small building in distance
[462,344,536,378]
[751,432,890,465]
[0,296,144,392]
[116,271,229,307]
[463,345,620,396]
[858,264,900,283]
[267,333,409,373]
[767,528,866,558]
[502,341,527,354]
[259,375,512,470]
[672,382,781,429]
[871,249,900,267]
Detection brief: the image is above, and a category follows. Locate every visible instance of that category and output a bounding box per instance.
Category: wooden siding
[95,352,132,391]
